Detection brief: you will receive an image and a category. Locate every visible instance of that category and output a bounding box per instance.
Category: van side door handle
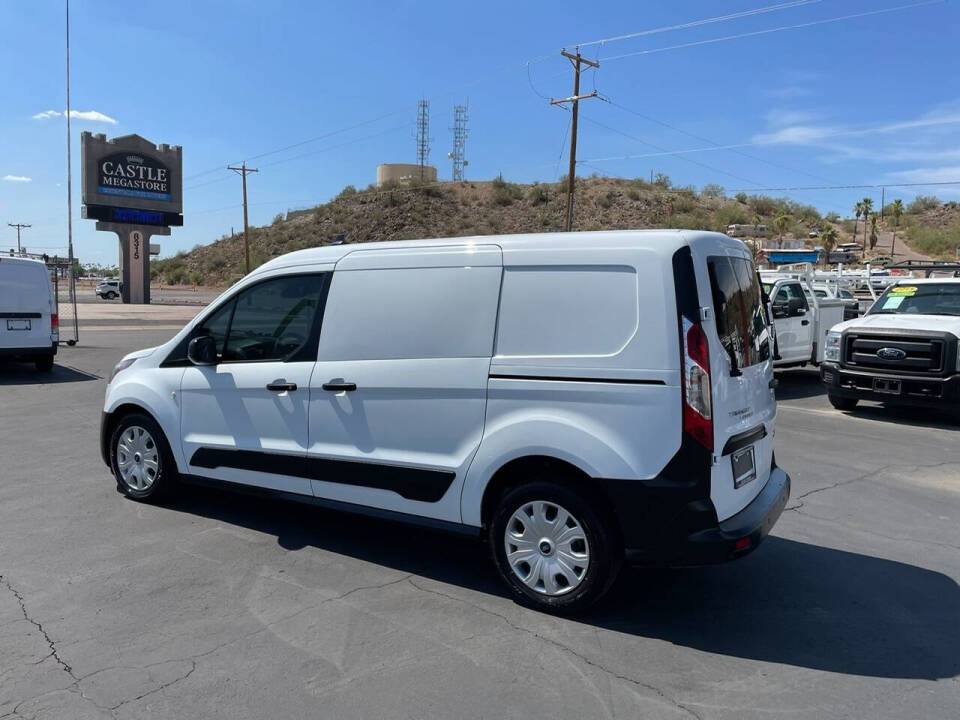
[801,319,810,326]
[322,381,357,392]
[266,381,298,392]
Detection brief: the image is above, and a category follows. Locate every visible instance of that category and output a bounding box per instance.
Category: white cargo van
[100,231,790,611]
[0,256,58,371]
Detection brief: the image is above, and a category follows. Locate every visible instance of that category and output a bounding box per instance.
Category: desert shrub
[825,211,840,223]
[527,185,550,205]
[907,195,941,213]
[492,178,523,206]
[734,191,749,204]
[673,193,697,214]
[905,225,960,258]
[664,211,711,230]
[702,183,725,198]
[596,191,615,209]
[713,205,748,228]
[653,172,672,188]
[748,194,780,216]
[626,188,640,201]
[335,184,357,201]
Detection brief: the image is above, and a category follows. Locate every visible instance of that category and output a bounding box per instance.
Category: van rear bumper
[613,465,791,566]
[0,342,57,358]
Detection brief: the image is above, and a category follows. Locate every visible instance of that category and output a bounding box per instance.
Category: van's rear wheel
[490,480,620,613]
[828,394,858,411]
[110,413,177,501]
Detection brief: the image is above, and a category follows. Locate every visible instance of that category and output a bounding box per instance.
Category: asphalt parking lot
[1,327,958,719]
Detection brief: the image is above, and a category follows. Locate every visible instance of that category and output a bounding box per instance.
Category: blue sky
[2,0,959,265]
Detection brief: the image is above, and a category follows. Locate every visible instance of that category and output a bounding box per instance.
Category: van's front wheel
[489,481,620,613]
[110,413,177,501]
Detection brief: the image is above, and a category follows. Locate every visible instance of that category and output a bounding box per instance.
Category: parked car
[760,274,846,368]
[821,279,960,411]
[0,256,58,371]
[96,278,122,299]
[100,231,791,612]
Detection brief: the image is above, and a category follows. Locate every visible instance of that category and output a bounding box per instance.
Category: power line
[725,180,960,193]
[7,223,31,254]
[605,99,838,185]
[573,0,822,48]
[579,114,767,187]
[601,0,945,62]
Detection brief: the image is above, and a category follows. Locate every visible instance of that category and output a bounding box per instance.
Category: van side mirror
[187,335,217,366]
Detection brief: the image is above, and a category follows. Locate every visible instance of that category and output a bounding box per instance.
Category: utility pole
[880,186,885,222]
[7,223,31,254]
[550,48,599,232]
[228,162,258,274]
[65,0,78,345]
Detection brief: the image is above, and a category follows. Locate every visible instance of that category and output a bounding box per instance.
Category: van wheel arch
[104,403,167,461]
[479,456,620,542]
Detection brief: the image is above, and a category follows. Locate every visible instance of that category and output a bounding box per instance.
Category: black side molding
[189,448,455,503]
[0,312,42,319]
[721,425,767,456]
[488,374,665,386]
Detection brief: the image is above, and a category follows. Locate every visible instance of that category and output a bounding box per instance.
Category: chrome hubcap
[504,500,590,596]
[117,425,159,491]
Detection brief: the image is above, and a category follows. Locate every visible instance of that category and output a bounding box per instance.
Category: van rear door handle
[801,319,810,326]
[322,381,357,392]
[266,381,297,392]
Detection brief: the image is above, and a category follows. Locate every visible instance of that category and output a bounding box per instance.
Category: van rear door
[698,246,777,521]
[0,259,55,353]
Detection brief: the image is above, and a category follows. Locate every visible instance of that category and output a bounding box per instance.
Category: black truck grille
[843,334,944,374]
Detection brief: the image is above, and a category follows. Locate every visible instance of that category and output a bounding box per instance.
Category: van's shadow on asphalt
[167,485,960,682]
[0,360,100,385]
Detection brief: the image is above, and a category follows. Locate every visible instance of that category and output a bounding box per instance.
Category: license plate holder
[6,319,31,331]
[873,377,901,395]
[732,446,756,489]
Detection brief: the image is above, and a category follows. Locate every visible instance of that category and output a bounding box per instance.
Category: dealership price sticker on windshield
[882,295,906,309]
[890,286,918,296]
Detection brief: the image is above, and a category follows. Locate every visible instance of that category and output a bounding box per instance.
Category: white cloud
[2,175,32,183]
[764,109,817,127]
[32,109,117,124]
[886,166,960,183]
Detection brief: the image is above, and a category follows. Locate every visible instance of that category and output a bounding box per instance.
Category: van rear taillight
[51,313,59,330]
[682,317,713,451]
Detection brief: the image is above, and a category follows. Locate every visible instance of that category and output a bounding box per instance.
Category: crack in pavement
[407,578,704,720]
[0,575,75,679]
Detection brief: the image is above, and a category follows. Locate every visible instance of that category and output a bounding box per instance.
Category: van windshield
[707,256,771,371]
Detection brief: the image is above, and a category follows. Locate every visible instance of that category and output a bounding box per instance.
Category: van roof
[252,229,741,275]
[0,256,47,268]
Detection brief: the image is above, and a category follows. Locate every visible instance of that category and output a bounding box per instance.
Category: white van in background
[0,256,58,371]
[100,230,790,612]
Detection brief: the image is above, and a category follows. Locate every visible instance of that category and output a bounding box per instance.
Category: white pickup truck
[761,273,846,368]
[820,278,960,410]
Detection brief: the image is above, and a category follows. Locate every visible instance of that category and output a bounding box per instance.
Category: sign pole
[65,0,78,343]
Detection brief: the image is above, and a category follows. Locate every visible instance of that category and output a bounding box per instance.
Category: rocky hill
[153,176,955,286]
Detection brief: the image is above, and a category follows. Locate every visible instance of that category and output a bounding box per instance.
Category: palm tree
[819,225,838,266]
[773,212,789,248]
[861,197,874,250]
[890,198,904,256]
[853,201,863,244]
[869,213,879,250]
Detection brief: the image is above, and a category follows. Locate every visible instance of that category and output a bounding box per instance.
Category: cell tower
[448,102,469,181]
[416,99,431,180]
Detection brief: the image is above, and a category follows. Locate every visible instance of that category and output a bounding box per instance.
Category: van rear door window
[707,256,770,370]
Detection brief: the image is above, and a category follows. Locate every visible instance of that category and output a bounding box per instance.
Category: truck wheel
[828,394,858,411]
[34,355,53,372]
[489,480,621,613]
[110,413,178,501]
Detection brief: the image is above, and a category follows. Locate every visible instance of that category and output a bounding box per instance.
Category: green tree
[869,213,879,250]
[773,212,789,248]
[890,198,904,256]
[853,201,864,244]
[861,197,874,250]
[819,225,838,265]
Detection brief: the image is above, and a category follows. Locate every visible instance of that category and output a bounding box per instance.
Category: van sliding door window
[707,256,771,371]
